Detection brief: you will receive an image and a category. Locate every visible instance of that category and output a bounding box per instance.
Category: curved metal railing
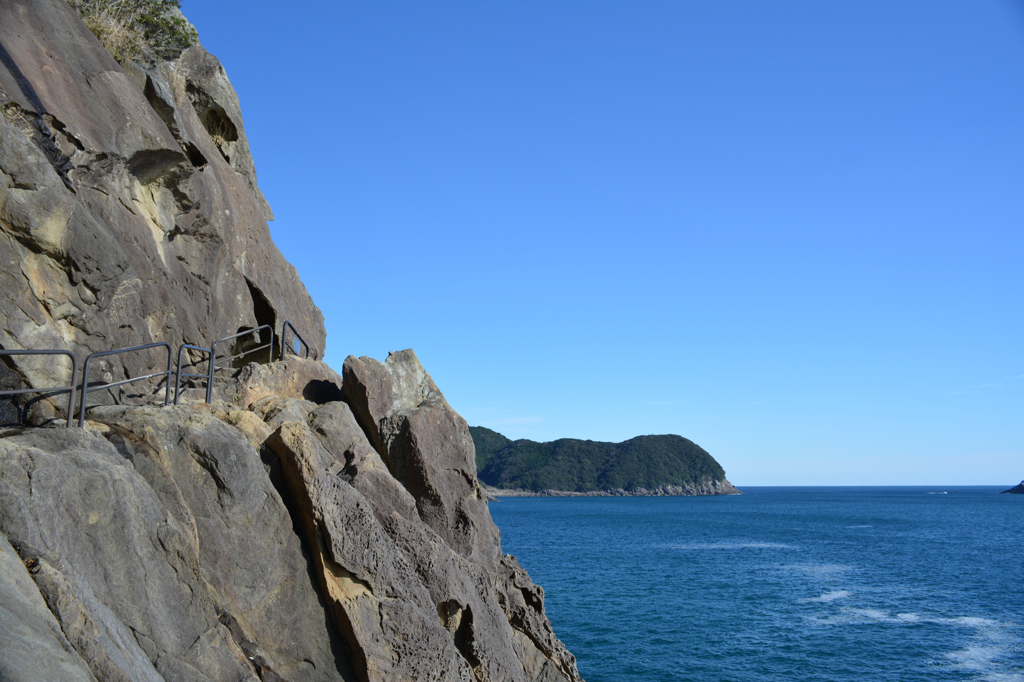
[281,320,312,360]
[2,320,317,428]
[0,350,79,428]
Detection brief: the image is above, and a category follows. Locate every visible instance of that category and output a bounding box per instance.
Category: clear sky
[182,1,1023,486]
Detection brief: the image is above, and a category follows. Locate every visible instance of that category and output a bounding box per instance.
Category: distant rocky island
[471,427,740,496]
[1001,481,1024,494]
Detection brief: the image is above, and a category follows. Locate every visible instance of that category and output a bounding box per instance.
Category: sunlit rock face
[0,354,583,681]
[0,0,324,421]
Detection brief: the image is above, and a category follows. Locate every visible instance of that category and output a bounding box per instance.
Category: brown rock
[0,426,257,679]
[267,379,583,682]
[268,419,475,682]
[230,357,344,409]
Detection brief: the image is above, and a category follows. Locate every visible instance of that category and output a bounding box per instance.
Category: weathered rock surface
[0,356,583,681]
[268,395,581,682]
[1,0,324,423]
[230,356,344,409]
[0,528,97,682]
[1000,481,1024,494]
[343,350,502,570]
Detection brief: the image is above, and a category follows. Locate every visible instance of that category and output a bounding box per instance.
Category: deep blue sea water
[489,487,1024,682]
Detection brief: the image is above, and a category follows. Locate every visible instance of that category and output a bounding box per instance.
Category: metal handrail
[208,325,274,403]
[281,320,313,360]
[174,344,212,405]
[79,342,172,427]
[5,319,313,427]
[0,350,79,428]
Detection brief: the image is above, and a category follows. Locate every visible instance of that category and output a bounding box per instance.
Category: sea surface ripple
[489,487,1024,681]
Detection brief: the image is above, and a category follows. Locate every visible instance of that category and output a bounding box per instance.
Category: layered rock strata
[1,0,324,423]
[0,356,583,681]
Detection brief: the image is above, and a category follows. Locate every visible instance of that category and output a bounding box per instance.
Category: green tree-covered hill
[470,427,730,492]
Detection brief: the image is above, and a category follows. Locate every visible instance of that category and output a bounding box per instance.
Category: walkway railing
[79,343,172,428]
[174,344,212,406]
[0,350,78,428]
[281,320,313,360]
[1,320,317,428]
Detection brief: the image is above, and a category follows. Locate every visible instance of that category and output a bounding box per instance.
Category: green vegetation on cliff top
[471,427,727,492]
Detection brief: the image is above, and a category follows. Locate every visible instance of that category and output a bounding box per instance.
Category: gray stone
[343,350,501,569]
[0,529,97,682]
[85,404,353,682]
[0,426,255,679]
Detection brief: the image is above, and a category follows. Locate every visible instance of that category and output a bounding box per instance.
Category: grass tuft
[66,0,198,64]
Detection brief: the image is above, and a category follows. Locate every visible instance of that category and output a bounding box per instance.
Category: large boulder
[343,350,501,569]
[0,529,97,682]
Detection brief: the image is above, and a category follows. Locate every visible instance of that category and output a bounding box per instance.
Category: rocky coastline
[1000,481,1024,494]
[487,480,742,498]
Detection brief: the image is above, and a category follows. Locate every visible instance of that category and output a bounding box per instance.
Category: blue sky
[182,1,1023,485]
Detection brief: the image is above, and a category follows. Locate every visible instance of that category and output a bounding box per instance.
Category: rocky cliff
[1,0,324,424]
[1,355,582,681]
[0,3,583,680]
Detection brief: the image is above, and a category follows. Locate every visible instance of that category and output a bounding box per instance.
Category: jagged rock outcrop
[1000,481,1024,494]
[1,0,324,423]
[343,350,501,569]
[1,354,583,681]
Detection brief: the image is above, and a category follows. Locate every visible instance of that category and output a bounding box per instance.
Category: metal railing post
[79,342,173,427]
[175,344,212,405]
[281,321,314,361]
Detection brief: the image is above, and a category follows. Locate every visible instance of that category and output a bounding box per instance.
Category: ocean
[489,487,1024,681]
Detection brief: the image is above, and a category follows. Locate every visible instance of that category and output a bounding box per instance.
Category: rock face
[1000,481,1024,494]
[0,354,583,682]
[343,350,501,569]
[1,0,324,422]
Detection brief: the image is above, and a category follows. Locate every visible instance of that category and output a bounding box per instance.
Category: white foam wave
[669,542,794,550]
[799,590,851,603]
[785,564,853,578]
[806,606,1023,680]
[947,641,1024,682]
[809,608,1002,628]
